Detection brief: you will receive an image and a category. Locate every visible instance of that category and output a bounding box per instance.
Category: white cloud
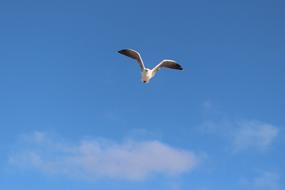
[233,121,279,152]
[9,132,197,181]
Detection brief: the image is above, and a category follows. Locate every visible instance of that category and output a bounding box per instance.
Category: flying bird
[118,49,183,83]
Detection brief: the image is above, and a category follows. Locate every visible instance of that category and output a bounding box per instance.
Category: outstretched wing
[118,49,145,71]
[152,59,183,74]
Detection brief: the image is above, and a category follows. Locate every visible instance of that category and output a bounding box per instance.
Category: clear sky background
[0,0,284,190]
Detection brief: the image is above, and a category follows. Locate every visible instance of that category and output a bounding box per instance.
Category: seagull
[118,49,183,83]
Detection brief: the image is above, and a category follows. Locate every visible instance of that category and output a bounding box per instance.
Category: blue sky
[0,0,284,189]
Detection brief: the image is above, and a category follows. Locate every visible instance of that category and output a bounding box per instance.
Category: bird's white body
[118,49,183,83]
[141,68,154,83]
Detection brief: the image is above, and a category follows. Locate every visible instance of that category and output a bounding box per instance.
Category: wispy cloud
[202,119,278,152]
[9,131,197,181]
[233,121,278,152]
[242,171,281,190]
[200,101,279,152]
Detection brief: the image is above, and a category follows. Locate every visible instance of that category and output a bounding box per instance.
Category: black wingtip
[176,64,183,70]
[118,49,125,54]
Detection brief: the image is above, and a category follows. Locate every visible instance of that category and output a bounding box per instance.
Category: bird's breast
[141,71,152,82]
